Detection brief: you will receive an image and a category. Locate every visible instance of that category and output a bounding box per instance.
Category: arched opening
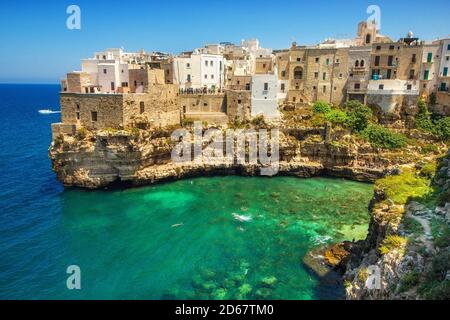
[360,60,365,67]
[294,67,303,80]
[365,34,372,44]
[355,60,360,67]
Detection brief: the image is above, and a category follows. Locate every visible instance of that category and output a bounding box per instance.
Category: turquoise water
[0,84,374,300]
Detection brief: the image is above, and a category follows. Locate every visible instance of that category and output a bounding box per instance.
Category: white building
[173,51,226,90]
[438,39,450,91]
[74,48,154,93]
[251,71,280,119]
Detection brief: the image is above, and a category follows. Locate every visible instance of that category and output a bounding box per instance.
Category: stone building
[435,39,450,115]
[287,44,349,106]
[53,84,180,137]
[346,46,372,103]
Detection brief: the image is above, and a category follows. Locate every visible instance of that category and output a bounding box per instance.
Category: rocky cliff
[49,125,421,189]
[342,150,450,300]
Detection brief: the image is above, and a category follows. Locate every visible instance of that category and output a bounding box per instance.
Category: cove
[1,176,373,300]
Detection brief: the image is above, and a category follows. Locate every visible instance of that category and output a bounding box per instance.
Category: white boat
[232,213,252,222]
[39,109,60,114]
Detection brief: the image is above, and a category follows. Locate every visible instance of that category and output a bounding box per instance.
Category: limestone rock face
[49,128,397,189]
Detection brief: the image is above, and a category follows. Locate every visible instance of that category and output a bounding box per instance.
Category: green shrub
[75,127,88,140]
[250,114,267,127]
[418,249,450,299]
[399,272,420,292]
[344,101,373,132]
[54,134,64,147]
[420,162,437,180]
[360,124,407,150]
[375,169,432,205]
[312,101,332,114]
[325,109,349,126]
[434,117,450,141]
[379,235,408,255]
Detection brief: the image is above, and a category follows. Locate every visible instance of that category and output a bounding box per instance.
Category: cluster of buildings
[54,21,450,137]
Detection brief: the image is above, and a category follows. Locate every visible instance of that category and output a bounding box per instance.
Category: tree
[344,100,373,132]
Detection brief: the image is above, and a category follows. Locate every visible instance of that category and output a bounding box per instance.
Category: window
[76,112,80,120]
[103,69,107,74]
[186,63,190,68]
[376,45,381,51]
[76,104,80,110]
[326,58,330,65]
[204,74,208,79]
[205,61,208,67]
[322,72,326,80]
[336,59,340,64]
[409,69,415,80]
[281,83,285,92]
[102,55,106,60]
[339,73,343,78]
[407,84,412,90]
[412,54,417,63]
[111,82,115,91]
[237,99,242,104]
[134,80,137,87]
[187,74,191,82]
[365,34,371,44]
[203,103,208,107]
[121,70,124,73]
[424,70,429,80]
[121,82,128,87]
[296,58,301,62]
[294,67,303,80]
[211,74,214,79]
[360,60,365,67]
[281,70,286,77]
[374,56,380,66]
[444,67,449,77]
[354,83,361,90]
[322,85,326,93]
[91,111,98,122]
[263,83,269,91]
[388,56,394,66]
[262,63,266,69]
[447,44,450,50]
[314,72,319,79]
[293,97,296,102]
[386,69,392,79]
[389,45,395,50]
[427,53,433,63]
[378,84,384,90]
[315,57,319,63]
[210,61,214,67]
[355,60,359,67]
[140,102,145,114]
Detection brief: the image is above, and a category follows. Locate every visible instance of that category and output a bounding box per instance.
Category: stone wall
[226,90,251,121]
[123,84,180,127]
[129,68,165,93]
[60,84,180,131]
[179,94,226,114]
[67,72,93,93]
[60,93,125,130]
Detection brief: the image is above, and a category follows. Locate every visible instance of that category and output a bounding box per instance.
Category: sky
[0,0,449,83]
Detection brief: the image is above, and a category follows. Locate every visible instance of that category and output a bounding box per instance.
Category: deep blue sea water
[0,84,373,300]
